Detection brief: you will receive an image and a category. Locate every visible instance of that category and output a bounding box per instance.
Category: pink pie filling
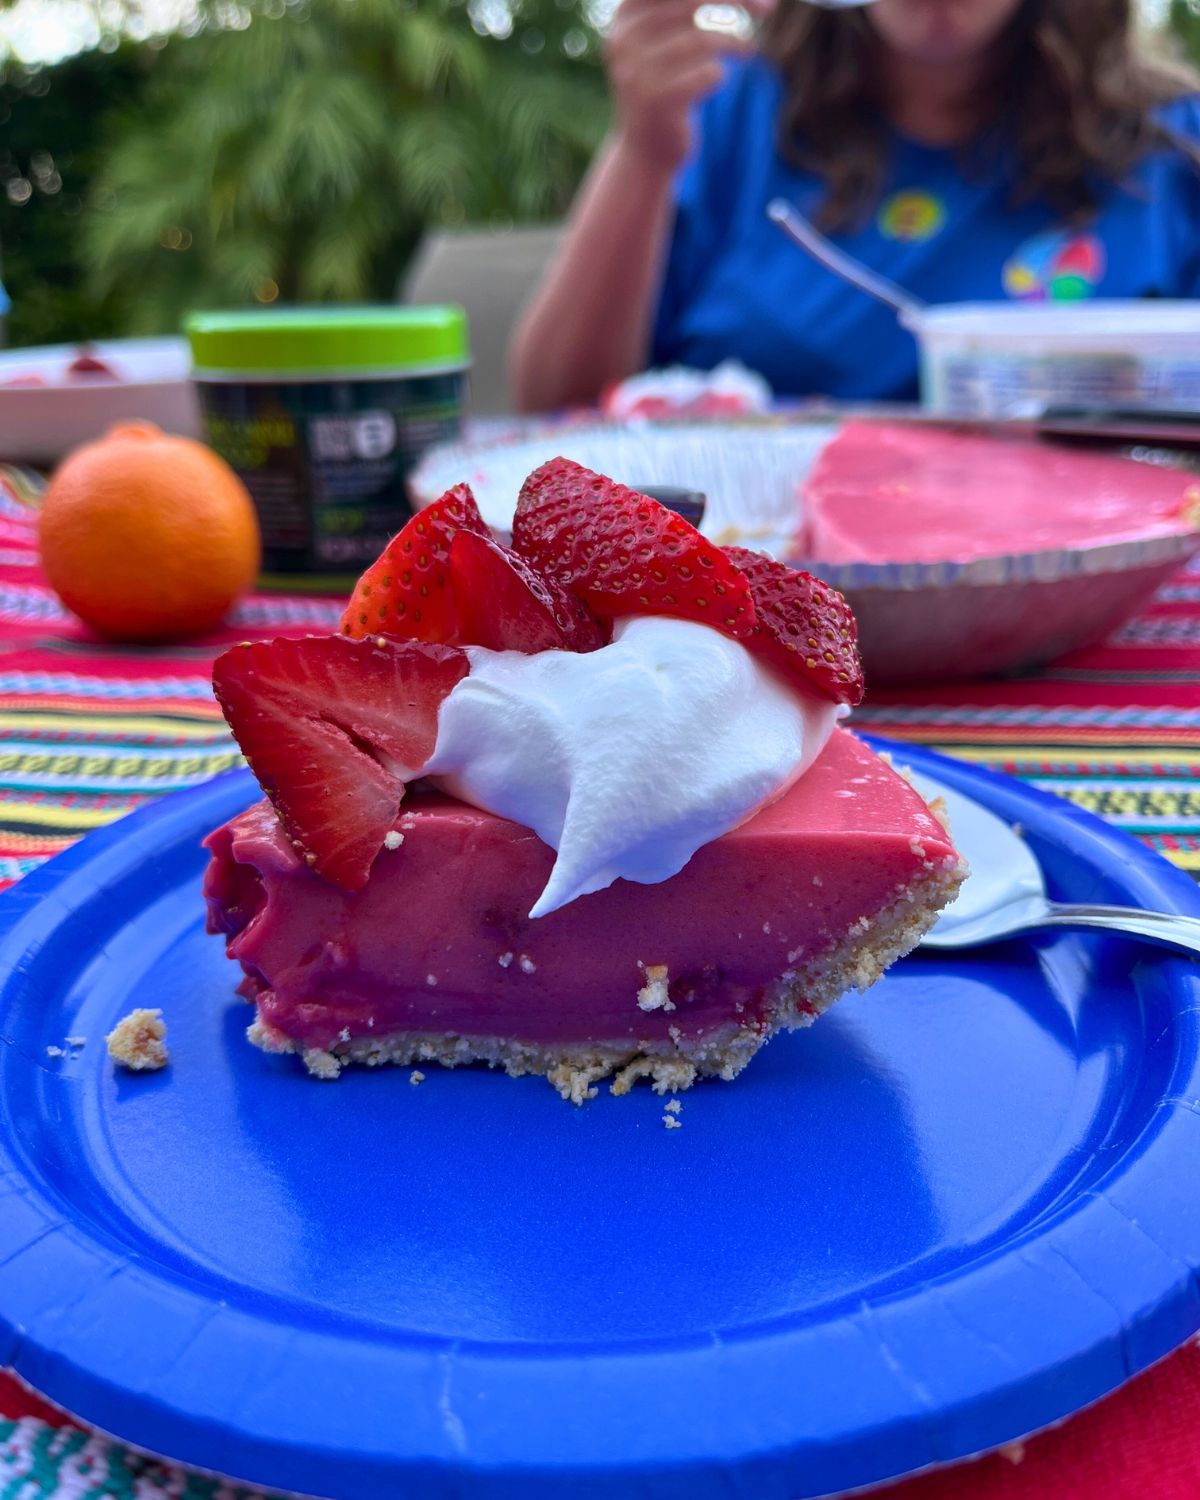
[801,420,1200,565]
[203,729,957,1054]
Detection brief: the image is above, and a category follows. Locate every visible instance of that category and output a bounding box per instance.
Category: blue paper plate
[1,741,1199,1500]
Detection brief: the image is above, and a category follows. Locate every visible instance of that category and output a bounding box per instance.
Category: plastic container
[187,307,470,589]
[912,300,1200,419]
[0,337,201,463]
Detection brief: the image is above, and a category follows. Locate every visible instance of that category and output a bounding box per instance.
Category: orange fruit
[39,421,261,643]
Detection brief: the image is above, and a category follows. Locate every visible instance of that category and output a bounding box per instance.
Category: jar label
[199,373,463,586]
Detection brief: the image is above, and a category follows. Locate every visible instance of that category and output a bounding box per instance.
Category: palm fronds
[82,0,610,328]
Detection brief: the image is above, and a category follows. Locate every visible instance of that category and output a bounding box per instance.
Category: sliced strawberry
[512,457,755,636]
[450,530,604,654]
[340,483,488,643]
[723,546,864,706]
[213,634,469,889]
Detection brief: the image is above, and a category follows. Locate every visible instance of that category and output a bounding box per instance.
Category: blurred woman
[509,0,1200,408]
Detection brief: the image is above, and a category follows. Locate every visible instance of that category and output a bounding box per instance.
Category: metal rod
[766,198,927,325]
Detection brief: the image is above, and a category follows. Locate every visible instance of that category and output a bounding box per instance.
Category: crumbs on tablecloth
[105,1008,168,1071]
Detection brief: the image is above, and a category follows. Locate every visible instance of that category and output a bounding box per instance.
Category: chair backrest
[401,224,564,416]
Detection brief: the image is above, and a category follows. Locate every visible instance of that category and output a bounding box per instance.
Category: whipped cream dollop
[422,616,843,919]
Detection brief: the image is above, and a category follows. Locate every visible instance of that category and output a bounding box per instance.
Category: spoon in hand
[766,198,926,324]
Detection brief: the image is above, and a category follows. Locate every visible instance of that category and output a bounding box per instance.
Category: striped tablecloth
[2,462,1199,1500]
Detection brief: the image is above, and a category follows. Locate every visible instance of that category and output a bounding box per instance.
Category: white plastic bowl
[911,300,1200,420]
[0,337,202,464]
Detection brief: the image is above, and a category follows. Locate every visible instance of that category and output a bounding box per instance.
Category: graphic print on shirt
[1003,228,1106,301]
[876,190,946,242]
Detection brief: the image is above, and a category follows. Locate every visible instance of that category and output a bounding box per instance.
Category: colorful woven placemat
[2,462,1199,1499]
[0,466,1195,888]
[0,467,341,890]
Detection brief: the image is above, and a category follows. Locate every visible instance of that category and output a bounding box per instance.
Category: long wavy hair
[760,0,1200,229]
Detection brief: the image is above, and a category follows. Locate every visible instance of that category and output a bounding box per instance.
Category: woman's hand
[605,0,760,171]
[508,0,768,411]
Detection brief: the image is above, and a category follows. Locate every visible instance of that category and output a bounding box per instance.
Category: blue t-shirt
[651,58,1200,401]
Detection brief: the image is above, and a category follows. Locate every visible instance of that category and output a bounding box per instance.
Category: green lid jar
[186,306,470,591]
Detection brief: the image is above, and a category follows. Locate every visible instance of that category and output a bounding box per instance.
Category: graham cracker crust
[245,852,964,1103]
[106,1008,169,1071]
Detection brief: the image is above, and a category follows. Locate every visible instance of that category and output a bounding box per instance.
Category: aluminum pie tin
[792,530,1200,683]
[410,415,830,555]
[410,415,1200,684]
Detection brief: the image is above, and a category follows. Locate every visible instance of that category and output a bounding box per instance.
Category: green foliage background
[1170,0,1200,60]
[0,0,609,347]
[1,45,155,345]
[3,2,1200,349]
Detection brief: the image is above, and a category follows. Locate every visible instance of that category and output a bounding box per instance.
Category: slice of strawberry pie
[203,463,964,1100]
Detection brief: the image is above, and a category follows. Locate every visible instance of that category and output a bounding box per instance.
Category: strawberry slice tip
[450,530,604,653]
[340,483,487,644]
[722,546,864,706]
[340,481,601,655]
[213,634,469,889]
[512,457,755,636]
